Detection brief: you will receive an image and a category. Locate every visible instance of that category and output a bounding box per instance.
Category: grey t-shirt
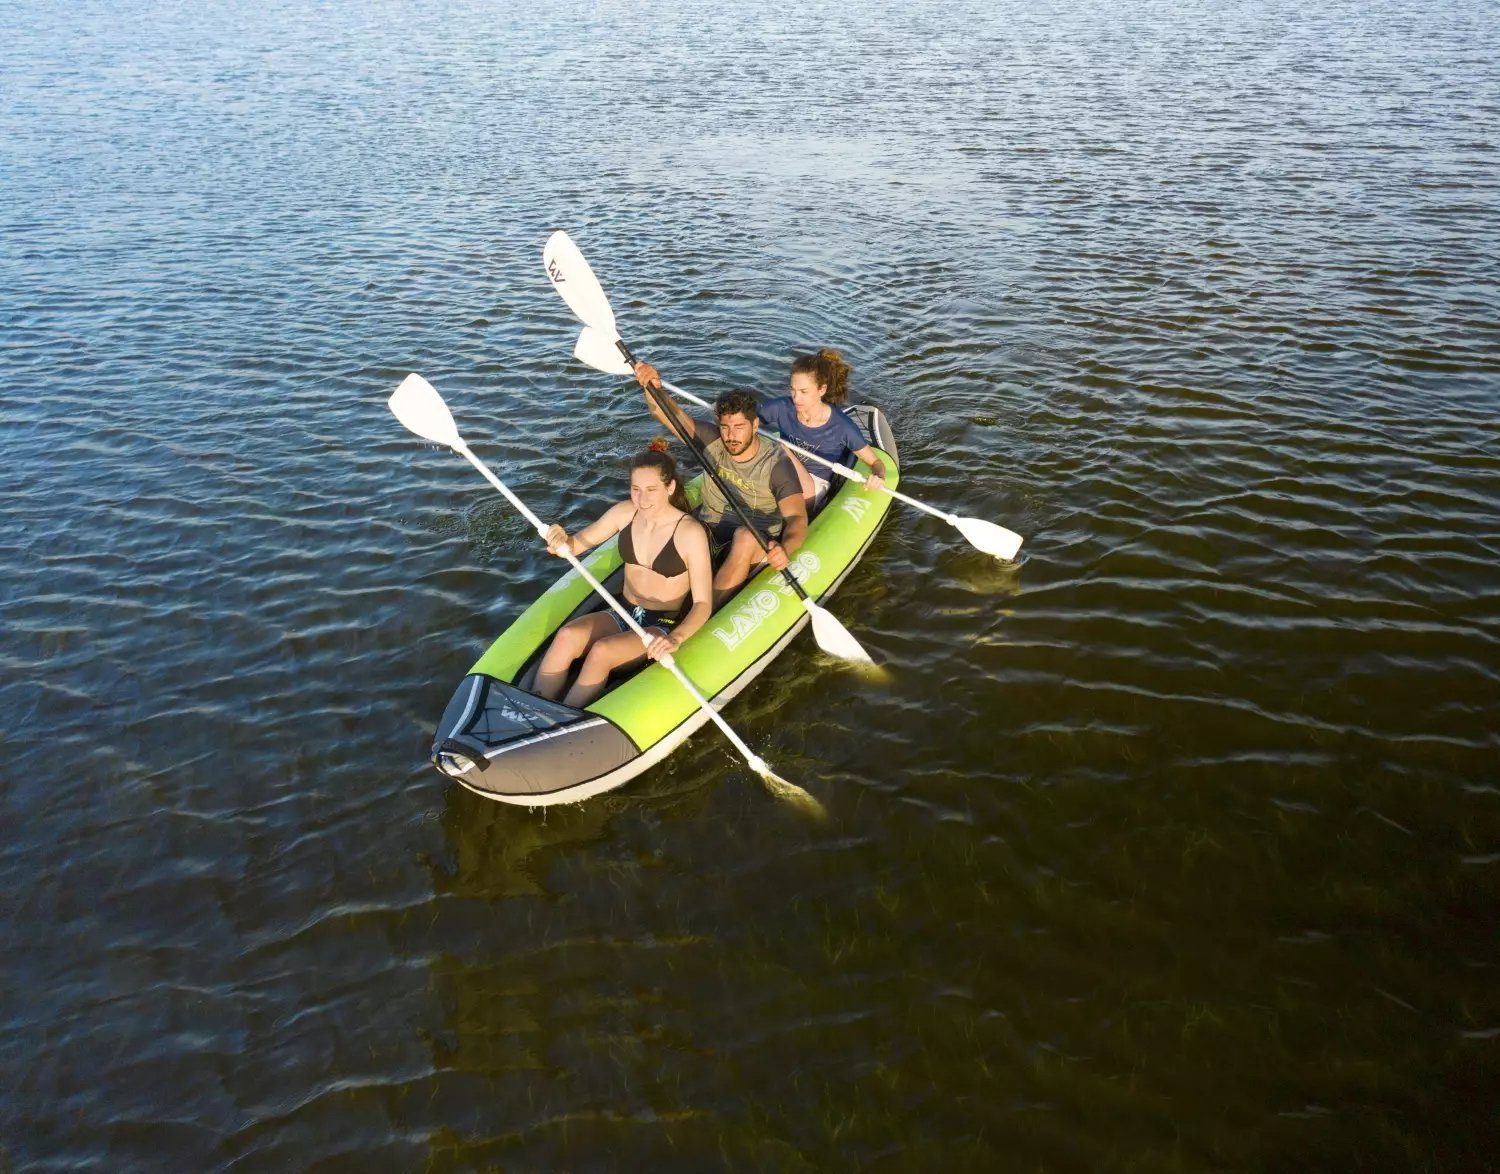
[689,418,801,528]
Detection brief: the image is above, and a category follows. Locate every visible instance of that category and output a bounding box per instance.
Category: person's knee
[730,530,761,562]
[714,558,748,589]
[581,636,630,677]
[553,623,588,659]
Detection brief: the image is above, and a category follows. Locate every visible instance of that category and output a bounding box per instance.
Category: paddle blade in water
[954,514,1024,561]
[543,231,617,335]
[574,326,634,376]
[389,373,462,449]
[803,599,874,665]
[748,756,827,820]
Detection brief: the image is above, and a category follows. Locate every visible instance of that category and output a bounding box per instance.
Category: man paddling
[633,361,808,606]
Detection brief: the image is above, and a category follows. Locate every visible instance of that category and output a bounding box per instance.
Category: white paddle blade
[388,373,463,449]
[752,761,828,820]
[574,326,634,376]
[954,515,1024,561]
[804,600,874,665]
[543,230,617,335]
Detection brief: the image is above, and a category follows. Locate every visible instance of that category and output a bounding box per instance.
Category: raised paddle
[387,372,822,817]
[574,325,1025,562]
[543,230,875,666]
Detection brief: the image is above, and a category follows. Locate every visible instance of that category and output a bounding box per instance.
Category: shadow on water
[431,771,719,902]
[944,547,1026,597]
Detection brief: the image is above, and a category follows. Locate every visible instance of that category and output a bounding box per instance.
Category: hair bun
[648,435,670,453]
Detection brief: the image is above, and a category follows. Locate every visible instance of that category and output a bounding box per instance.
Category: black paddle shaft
[618,341,813,604]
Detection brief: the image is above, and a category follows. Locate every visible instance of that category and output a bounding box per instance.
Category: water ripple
[4,0,1499,1167]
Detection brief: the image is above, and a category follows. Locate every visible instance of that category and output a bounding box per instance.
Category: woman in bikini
[533,443,712,708]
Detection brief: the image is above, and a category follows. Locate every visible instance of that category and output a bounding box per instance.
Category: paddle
[387,372,822,817]
[543,230,875,665]
[574,325,1025,562]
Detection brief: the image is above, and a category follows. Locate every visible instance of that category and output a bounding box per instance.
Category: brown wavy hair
[790,347,852,405]
[630,443,690,511]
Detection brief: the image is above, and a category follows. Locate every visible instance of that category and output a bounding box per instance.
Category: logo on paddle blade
[546,259,565,284]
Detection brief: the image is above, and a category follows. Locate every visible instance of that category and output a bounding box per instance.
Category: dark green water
[3,0,1497,1167]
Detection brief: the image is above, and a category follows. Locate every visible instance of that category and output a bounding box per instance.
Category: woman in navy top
[757,348,888,508]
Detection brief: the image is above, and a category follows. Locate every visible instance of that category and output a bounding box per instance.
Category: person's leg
[563,628,651,708]
[712,527,764,607]
[807,473,830,515]
[787,451,816,506]
[534,612,617,700]
[703,519,734,569]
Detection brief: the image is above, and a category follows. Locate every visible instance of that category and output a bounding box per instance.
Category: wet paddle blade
[748,756,827,819]
[389,373,463,449]
[543,231,617,335]
[954,514,1024,561]
[573,326,634,376]
[803,599,874,665]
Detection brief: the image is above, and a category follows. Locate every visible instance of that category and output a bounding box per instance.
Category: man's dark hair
[714,389,759,422]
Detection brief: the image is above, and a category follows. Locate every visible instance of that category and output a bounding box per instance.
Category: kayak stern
[431,675,641,805]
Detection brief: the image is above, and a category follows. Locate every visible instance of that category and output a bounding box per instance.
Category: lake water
[3,0,1498,1167]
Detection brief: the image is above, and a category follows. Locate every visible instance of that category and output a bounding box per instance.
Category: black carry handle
[434,739,490,771]
[618,339,813,604]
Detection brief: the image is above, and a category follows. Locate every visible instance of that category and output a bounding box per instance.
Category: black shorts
[611,603,681,636]
[704,517,783,559]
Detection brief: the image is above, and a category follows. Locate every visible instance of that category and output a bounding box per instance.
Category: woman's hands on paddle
[645,630,681,662]
[544,523,573,556]
[863,470,886,494]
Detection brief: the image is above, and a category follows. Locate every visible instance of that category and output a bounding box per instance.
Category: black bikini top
[619,512,689,578]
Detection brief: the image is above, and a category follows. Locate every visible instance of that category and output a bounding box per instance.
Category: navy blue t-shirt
[757,397,867,470]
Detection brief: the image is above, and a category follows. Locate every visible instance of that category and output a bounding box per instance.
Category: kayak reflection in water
[534,444,713,708]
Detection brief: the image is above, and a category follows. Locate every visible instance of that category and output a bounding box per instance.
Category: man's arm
[765,492,808,570]
[762,450,808,569]
[634,361,711,447]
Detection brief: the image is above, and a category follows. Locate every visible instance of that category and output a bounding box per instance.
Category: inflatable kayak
[428,404,899,805]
